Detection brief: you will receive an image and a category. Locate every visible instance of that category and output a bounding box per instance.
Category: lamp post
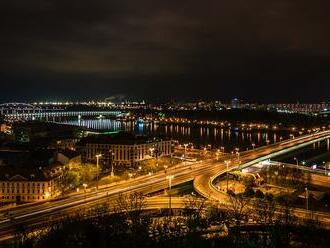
[220,146,225,153]
[234,148,240,169]
[305,187,309,211]
[110,152,115,177]
[225,160,231,192]
[96,154,102,192]
[294,157,299,168]
[166,175,174,215]
[216,149,220,161]
[184,143,188,158]
[149,147,155,158]
[83,183,87,200]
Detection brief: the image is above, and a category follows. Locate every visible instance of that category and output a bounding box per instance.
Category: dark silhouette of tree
[254,193,276,225]
[227,194,250,227]
[182,195,208,230]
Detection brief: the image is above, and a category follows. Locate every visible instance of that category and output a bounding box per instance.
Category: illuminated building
[77,133,173,167]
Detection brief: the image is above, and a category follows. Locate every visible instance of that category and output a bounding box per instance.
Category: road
[0,130,330,240]
[193,130,330,201]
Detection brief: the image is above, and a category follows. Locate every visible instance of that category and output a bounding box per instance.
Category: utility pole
[305,187,309,211]
[294,157,299,168]
[110,151,115,177]
[166,175,174,215]
[225,160,231,192]
[96,154,102,192]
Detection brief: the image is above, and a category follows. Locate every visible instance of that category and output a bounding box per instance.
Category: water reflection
[59,118,292,150]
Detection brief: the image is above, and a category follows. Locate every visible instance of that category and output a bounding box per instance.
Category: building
[0,149,63,203]
[56,150,81,167]
[266,102,330,115]
[231,98,240,109]
[77,132,173,167]
[0,166,62,203]
[53,138,80,151]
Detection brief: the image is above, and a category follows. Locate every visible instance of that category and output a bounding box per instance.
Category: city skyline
[1,1,330,102]
[2,2,330,247]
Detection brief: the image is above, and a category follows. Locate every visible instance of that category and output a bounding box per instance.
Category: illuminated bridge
[0,103,123,120]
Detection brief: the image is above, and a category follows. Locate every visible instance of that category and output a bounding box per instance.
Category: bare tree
[149,216,187,243]
[276,195,296,225]
[115,192,147,226]
[182,195,208,232]
[227,194,250,226]
[182,195,207,217]
[206,204,230,226]
[254,194,276,225]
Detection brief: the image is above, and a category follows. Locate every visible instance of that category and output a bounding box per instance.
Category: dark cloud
[1,0,330,102]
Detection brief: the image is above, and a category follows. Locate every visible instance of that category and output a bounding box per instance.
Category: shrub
[255,189,264,199]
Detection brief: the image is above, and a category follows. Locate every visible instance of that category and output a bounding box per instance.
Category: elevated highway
[193,130,330,202]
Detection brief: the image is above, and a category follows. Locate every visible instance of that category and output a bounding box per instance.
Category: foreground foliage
[8,192,330,248]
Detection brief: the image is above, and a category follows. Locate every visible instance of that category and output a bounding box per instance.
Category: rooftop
[77,132,169,146]
[0,166,60,181]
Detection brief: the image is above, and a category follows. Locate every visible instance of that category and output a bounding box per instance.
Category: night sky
[1,0,330,103]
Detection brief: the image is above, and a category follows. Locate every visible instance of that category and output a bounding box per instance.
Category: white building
[77,133,173,167]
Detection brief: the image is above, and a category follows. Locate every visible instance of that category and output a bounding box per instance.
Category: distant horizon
[1,98,330,105]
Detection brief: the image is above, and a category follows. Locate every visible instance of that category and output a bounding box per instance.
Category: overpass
[0,130,330,239]
[193,130,330,202]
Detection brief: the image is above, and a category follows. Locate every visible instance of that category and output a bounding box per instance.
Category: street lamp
[83,183,88,200]
[220,146,225,153]
[234,148,240,168]
[225,160,231,192]
[110,152,115,177]
[293,157,299,167]
[95,154,102,192]
[183,143,188,158]
[164,165,168,174]
[149,147,155,163]
[305,187,309,211]
[166,175,174,215]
